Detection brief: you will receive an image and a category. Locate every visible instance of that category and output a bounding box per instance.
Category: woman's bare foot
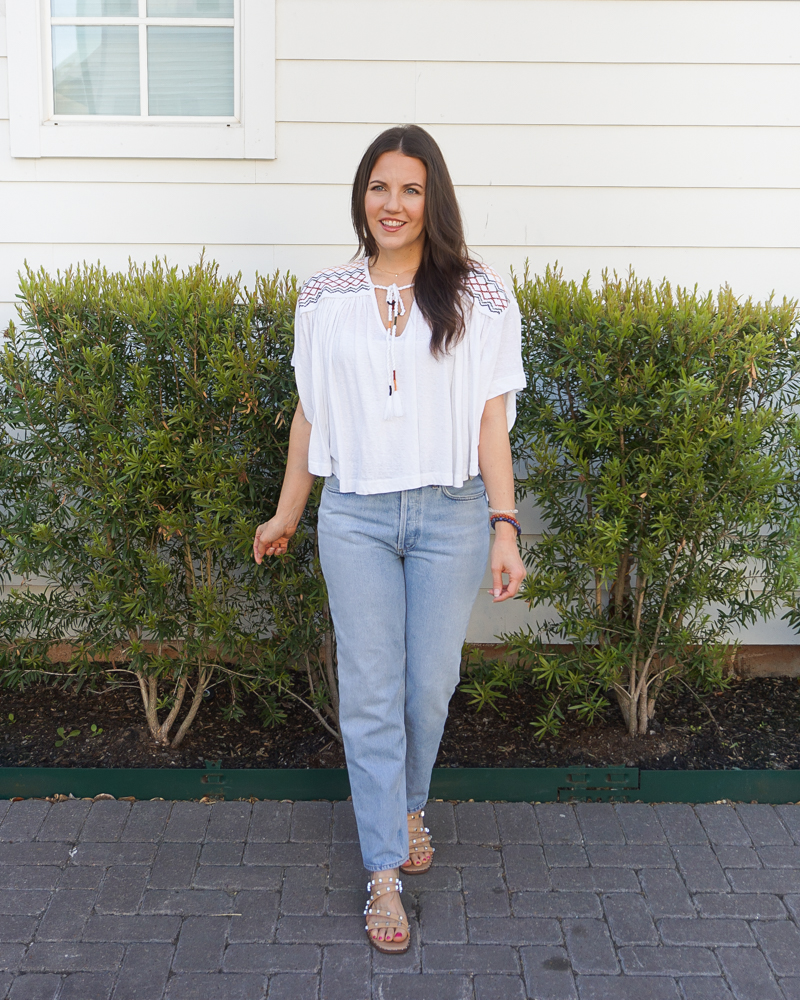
[364,869,409,950]
[400,809,434,873]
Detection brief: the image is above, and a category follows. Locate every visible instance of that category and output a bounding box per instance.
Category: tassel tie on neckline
[374,280,413,421]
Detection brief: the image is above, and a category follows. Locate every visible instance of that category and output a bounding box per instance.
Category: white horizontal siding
[278,61,800,127]
[277,0,800,65]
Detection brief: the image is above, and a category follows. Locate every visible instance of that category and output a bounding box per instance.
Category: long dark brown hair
[351,125,472,356]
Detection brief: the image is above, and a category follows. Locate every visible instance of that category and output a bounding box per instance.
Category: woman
[253,125,526,954]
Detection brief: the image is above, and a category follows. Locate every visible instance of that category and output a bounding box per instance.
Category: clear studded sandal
[364,874,410,954]
[400,808,435,875]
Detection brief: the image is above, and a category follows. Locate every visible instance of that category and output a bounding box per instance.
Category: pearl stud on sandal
[400,809,435,875]
[364,875,410,954]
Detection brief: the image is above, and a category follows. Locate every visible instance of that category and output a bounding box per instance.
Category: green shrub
[502,265,800,739]
[0,258,338,746]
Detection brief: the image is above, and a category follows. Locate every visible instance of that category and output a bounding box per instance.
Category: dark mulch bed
[1,674,798,772]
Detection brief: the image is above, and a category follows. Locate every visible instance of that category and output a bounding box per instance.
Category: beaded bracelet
[490,514,522,536]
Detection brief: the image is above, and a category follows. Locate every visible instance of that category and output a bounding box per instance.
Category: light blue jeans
[318,474,490,871]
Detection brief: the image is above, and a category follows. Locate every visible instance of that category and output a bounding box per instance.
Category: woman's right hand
[253,516,296,563]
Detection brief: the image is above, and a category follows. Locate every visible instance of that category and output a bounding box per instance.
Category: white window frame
[6,0,275,159]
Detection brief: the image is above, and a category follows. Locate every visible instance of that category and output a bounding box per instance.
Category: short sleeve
[485,291,526,430]
[290,305,315,424]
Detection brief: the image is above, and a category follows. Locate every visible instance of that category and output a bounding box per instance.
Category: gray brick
[403,866,460,891]
[432,844,500,867]
[512,892,601,919]
[280,867,326,916]
[325,890,364,917]
[735,805,793,846]
[83,914,180,941]
[0,890,52,915]
[726,870,800,893]
[0,869,60,891]
[243,843,327,867]
[331,802,358,843]
[787,895,800,922]
[6,975,61,999]
[37,802,90,843]
[455,803,499,845]
[678,979,734,1000]
[206,802,252,843]
[563,919,618,974]
[165,974,267,999]
[520,945,578,1000]
[713,846,760,868]
[229,890,279,943]
[371,975,472,1000]
[173,916,229,972]
[780,980,800,1000]
[462,867,510,917]
[757,845,800,867]
[618,946,718,976]
[575,804,624,845]
[576,976,680,999]
[545,845,589,867]
[423,944,518,973]
[495,803,540,844]
[603,894,657,945]
[0,845,71,867]
[474,975,528,1000]
[249,802,291,844]
[586,846,674,868]
[655,806,707,845]
[639,869,694,918]
[536,805,581,844]
[267,973,318,999]
[58,973,113,1000]
[658,918,753,946]
[95,867,147,914]
[753,920,800,976]
[141,890,234,915]
[79,802,130,843]
[200,842,244,866]
[614,805,666,844]
[163,803,210,843]
[57,868,102,890]
[323,845,361,893]
[550,869,640,893]
[0,973,8,1000]
[422,803,457,844]
[0,947,24,972]
[21,943,124,973]
[150,843,199,889]
[695,893,785,919]
[289,803,331,844]
[672,846,728,892]
[0,803,50,843]
[716,946,783,1000]
[0,916,38,942]
[113,941,174,1000]
[69,844,154,866]
[695,806,751,846]
[418,891,466,944]
[276,916,363,945]
[194,867,281,892]
[503,844,549,891]
[121,800,171,842]
[35,890,95,941]
[469,917,561,946]
[0,804,7,825]
[319,944,370,1000]
[223,943,321,973]
[776,804,800,843]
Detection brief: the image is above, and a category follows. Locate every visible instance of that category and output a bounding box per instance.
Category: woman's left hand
[489,525,527,602]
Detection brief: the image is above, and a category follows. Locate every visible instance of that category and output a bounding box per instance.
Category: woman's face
[364,151,427,259]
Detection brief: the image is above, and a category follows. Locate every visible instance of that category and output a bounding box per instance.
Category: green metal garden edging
[1,765,798,803]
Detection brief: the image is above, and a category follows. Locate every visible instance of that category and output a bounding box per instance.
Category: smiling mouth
[380,219,406,232]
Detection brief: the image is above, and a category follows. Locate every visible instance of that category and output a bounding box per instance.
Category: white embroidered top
[291,258,526,495]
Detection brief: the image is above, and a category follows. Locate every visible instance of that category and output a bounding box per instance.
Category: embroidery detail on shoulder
[466,265,509,314]
[298,262,370,309]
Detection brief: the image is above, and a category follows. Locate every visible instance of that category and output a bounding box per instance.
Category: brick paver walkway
[0,797,799,999]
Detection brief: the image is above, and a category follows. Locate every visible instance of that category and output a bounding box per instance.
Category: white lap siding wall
[0,0,798,645]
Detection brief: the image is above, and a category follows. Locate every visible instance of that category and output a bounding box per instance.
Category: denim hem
[365,858,409,873]
[407,800,427,813]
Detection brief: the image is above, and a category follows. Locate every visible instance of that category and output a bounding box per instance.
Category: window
[6,0,275,158]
